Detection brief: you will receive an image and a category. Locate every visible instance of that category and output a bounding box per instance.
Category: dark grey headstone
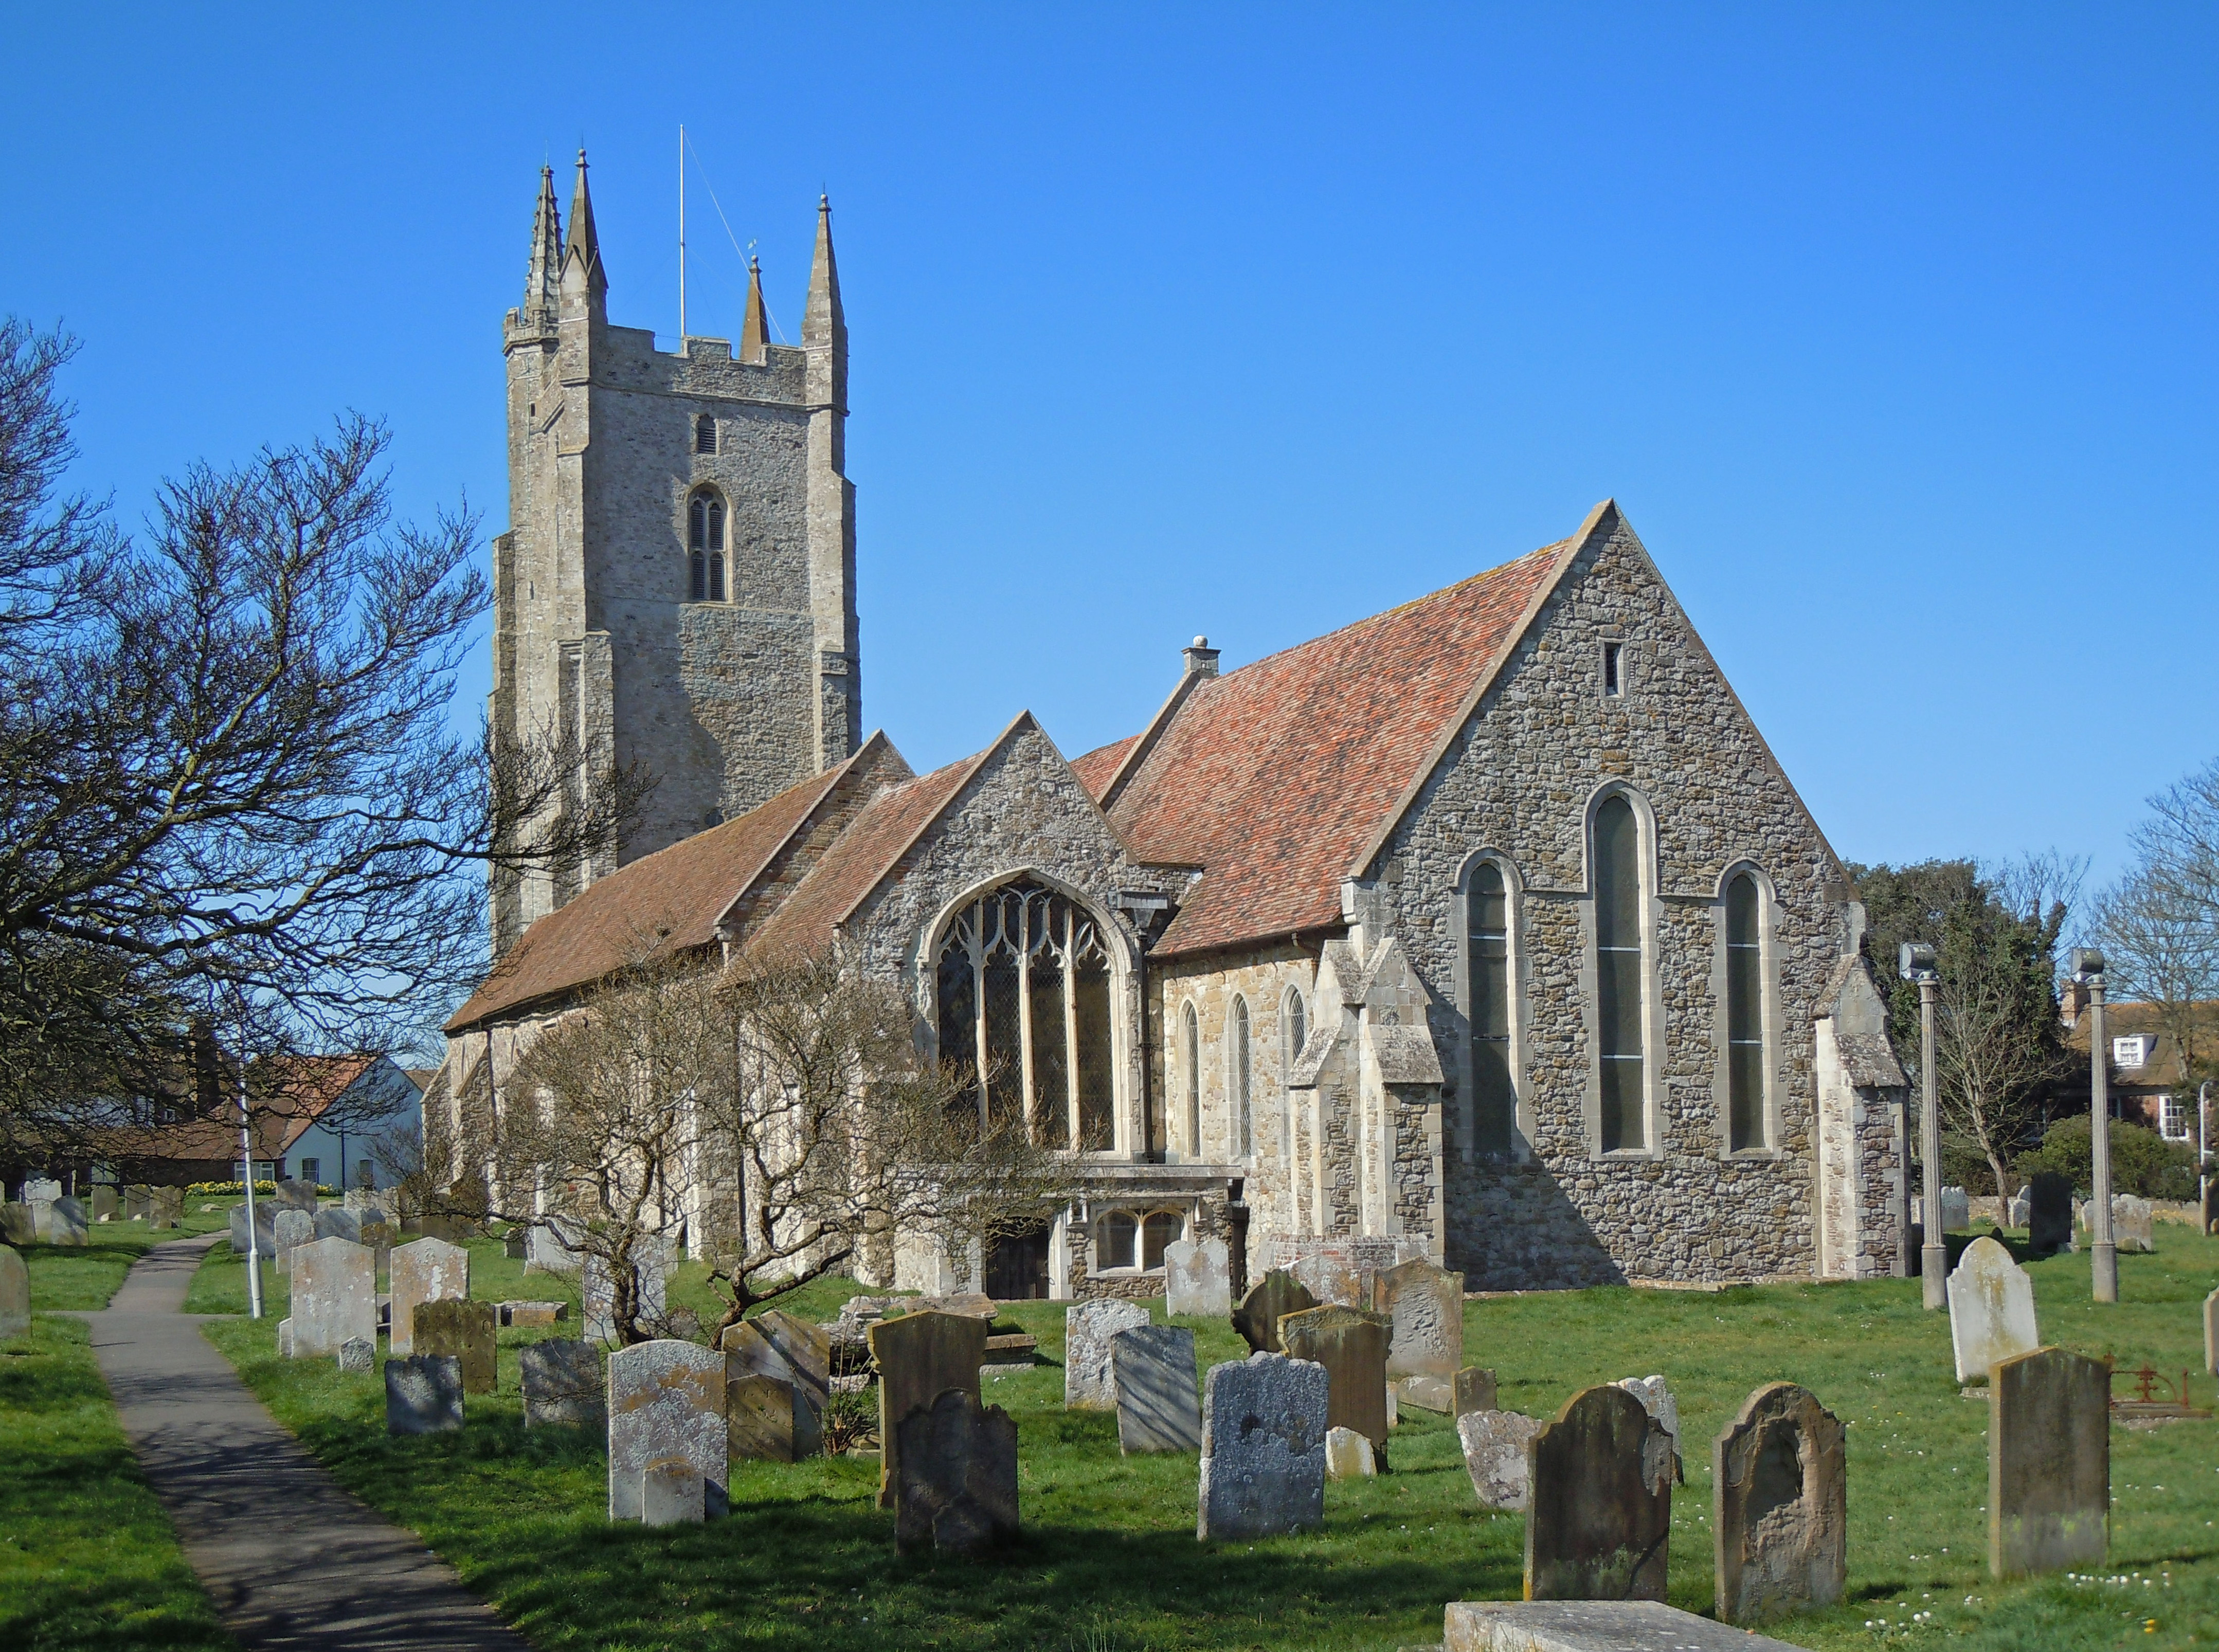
[1112,1324,1201,1454]
[413,1298,497,1394]
[315,1206,362,1244]
[2027,1172,2073,1257]
[870,1309,986,1510]
[338,1337,376,1374]
[1990,1346,2108,1577]
[1455,1366,1500,1417]
[1713,1382,1846,1624]
[45,1195,87,1246]
[893,1387,1019,1555]
[1230,1269,1316,1353]
[1525,1384,1674,1602]
[520,1339,604,1429]
[386,1355,463,1433]
[1197,1351,1326,1541]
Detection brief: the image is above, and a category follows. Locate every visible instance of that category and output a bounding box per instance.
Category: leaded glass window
[1182,1003,1200,1155]
[1231,996,1252,1159]
[1726,873,1766,1152]
[935,880,1114,1150]
[1594,795,1646,1152]
[1466,860,1514,1155]
[1096,1209,1136,1269]
[1141,1210,1182,1269]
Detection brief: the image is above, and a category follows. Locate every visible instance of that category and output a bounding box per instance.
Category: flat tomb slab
[1445,1601,1810,1651]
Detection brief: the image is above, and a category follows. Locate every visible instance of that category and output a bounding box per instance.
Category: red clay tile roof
[1069,734,1136,798]
[445,750,874,1031]
[1108,540,1570,956]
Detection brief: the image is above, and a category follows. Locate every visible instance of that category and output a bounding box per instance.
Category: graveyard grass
[0,1210,234,1652]
[193,1227,2219,1652]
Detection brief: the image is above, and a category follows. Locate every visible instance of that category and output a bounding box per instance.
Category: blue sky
[3,5,2213,894]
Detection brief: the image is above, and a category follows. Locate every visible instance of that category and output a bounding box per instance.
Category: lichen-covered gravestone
[0,1204,33,1246]
[894,1387,1020,1555]
[273,1177,319,1212]
[870,1309,987,1509]
[291,1237,376,1358]
[521,1339,604,1429]
[1378,1259,1464,1380]
[338,1338,376,1374]
[2110,1195,2155,1254]
[1197,1351,1327,1541]
[1990,1346,2108,1578]
[1231,1269,1317,1353]
[387,1237,468,1358]
[1163,1237,1232,1317]
[412,1299,497,1394]
[1457,1407,1544,1509]
[1065,1298,1150,1410]
[608,1339,727,1521]
[385,1354,463,1433]
[1712,1382,1847,1625]
[2027,1172,2073,1257]
[273,1208,315,1273]
[0,1243,27,1340]
[1940,1187,1970,1232]
[1947,1236,2040,1385]
[1279,1303,1391,1453]
[1112,1324,1201,1454]
[149,1187,182,1229]
[1525,1384,1675,1602]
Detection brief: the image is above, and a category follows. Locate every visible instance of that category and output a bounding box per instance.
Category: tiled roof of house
[1103,538,1571,955]
[96,1052,386,1165]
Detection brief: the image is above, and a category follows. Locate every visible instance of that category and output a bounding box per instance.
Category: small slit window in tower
[1602,640,1624,697]
[695,414,717,454]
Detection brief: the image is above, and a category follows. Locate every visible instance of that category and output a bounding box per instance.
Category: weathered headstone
[1615,1374,1681,1463]
[44,1195,86,1246]
[1197,1351,1327,1541]
[2027,1172,2073,1256]
[0,1204,33,1247]
[123,1184,151,1222]
[338,1337,376,1374]
[727,1373,807,1463]
[520,1339,604,1429]
[1443,1602,1812,1651]
[149,1186,182,1229]
[1279,1303,1391,1451]
[291,1237,376,1357]
[1112,1323,1201,1454]
[642,1459,706,1526]
[314,1206,362,1244]
[503,1230,528,1260]
[387,1237,468,1357]
[0,1244,27,1340]
[273,1177,319,1212]
[2206,1287,2218,1379]
[498,1300,567,1328]
[720,1321,823,1459]
[1325,1425,1376,1479]
[1940,1186,1970,1232]
[1231,1269,1317,1353]
[273,1208,315,1272]
[608,1339,727,1521]
[893,1387,1019,1555]
[342,1188,394,1224]
[277,1317,294,1358]
[753,1308,832,1417]
[1399,1373,1455,1412]
[1163,1237,1233,1317]
[1454,1366,1499,1417]
[1458,1407,1544,1509]
[583,1239,671,1345]
[89,1185,118,1222]
[1525,1384,1675,1602]
[526,1221,582,1274]
[870,1309,987,1508]
[1286,1245,1369,1309]
[413,1299,497,1394]
[24,1196,53,1242]
[2006,1189,2030,1229]
[385,1354,463,1433]
[1378,1259,1464,1380]
[1947,1235,2040,1385]
[1990,1346,2108,1577]
[1064,1298,1149,1409]
[1712,1382,1847,1625]
[2111,1194,2155,1254]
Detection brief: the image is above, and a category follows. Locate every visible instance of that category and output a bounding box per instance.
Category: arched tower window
[1466,860,1514,1155]
[695,413,717,454]
[1593,794,1647,1152]
[688,490,727,602]
[1230,995,1253,1159]
[935,880,1113,1151]
[1725,872,1767,1152]
[1182,1003,1201,1156]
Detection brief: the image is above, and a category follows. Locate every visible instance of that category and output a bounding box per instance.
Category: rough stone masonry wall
[1381,521,1849,1287]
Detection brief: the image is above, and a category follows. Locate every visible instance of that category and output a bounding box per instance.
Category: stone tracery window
[935,879,1114,1151]
[1725,872,1767,1152]
[688,489,726,603]
[1093,1206,1184,1271]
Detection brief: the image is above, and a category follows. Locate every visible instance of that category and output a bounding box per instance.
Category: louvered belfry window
[936,880,1113,1150]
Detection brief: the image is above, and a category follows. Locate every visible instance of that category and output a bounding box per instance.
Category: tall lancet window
[1593,794,1647,1152]
[1182,1004,1201,1156]
[1230,996,1253,1159]
[688,491,727,602]
[1466,861,1514,1155]
[935,880,1114,1151]
[1725,873,1768,1152]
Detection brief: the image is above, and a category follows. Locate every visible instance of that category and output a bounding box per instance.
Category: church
[434,154,1910,1300]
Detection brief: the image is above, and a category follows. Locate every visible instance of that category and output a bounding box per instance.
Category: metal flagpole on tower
[678,123,688,345]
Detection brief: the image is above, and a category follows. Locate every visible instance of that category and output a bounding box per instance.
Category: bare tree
[2092,812,2219,1110]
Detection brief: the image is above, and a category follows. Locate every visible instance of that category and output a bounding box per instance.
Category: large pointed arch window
[1725,872,1768,1152]
[688,489,726,602]
[935,880,1113,1150]
[1182,1003,1201,1156]
[1593,794,1648,1152]
[1466,860,1515,1155]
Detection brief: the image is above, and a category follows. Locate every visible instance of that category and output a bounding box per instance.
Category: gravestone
[0,1204,32,1246]
[1615,1375,1682,1463]
[1377,1259,1465,1381]
[124,1184,151,1222]
[413,1299,497,1395]
[1286,1244,1369,1309]
[727,1373,808,1463]
[526,1221,582,1274]
[2027,1172,2073,1256]
[291,1237,376,1357]
[385,1354,463,1433]
[273,1208,316,1272]
[1946,1236,2040,1384]
[89,1185,118,1222]
[720,1321,823,1459]
[21,1177,60,1202]
[753,1309,832,1417]
[2206,1287,2217,1379]
[1279,1303,1391,1451]
[503,1230,527,1260]
[338,1337,376,1374]
[894,1387,1020,1555]
[1525,1384,1675,1602]
[1399,1374,1454,1412]
[0,1244,27,1339]
[1443,1602,1813,1651]
[1325,1425,1376,1479]
[273,1177,319,1212]
[1712,1382,1847,1625]
[1940,1186,1970,1232]
[607,1339,727,1521]
[387,1237,468,1357]
[1990,1346,2108,1577]
[2006,1189,2030,1229]
[521,1339,605,1429]
[150,1187,182,1229]
[45,1195,86,1246]
[278,1318,294,1358]
[583,1239,671,1345]
[1163,1237,1233,1317]
[357,1218,393,1273]
[1065,1298,1149,1409]
[315,1206,362,1244]
[642,1459,705,1526]
[343,1188,394,1224]
[1112,1323,1201,1454]
[1231,1269,1317,1353]
[499,1300,567,1328]
[25,1196,54,1242]
[1458,1407,1544,1509]
[1455,1367,1499,1417]
[2111,1194,2155,1254]
[870,1309,987,1509]
[1197,1351,1327,1541]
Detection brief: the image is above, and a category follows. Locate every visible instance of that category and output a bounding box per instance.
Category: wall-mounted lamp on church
[1898,942,1945,1306]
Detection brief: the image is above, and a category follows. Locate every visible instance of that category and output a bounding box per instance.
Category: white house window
[2158,1094,2190,1141]
[1230,995,1253,1159]
[1593,793,1647,1152]
[2113,1034,2154,1069]
[297,1157,320,1188]
[1466,860,1514,1154]
[1093,1207,1184,1272]
[1724,872,1768,1152]
[935,880,1113,1150]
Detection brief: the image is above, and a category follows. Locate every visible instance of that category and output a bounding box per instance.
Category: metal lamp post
[1901,942,1946,1307]
[2071,948,2116,1303]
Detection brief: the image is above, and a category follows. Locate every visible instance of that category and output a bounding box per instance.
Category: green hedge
[2015,1114,2199,1200]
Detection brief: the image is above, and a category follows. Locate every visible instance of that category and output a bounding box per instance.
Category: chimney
[1183,636,1220,678]
[2060,976,2088,1028]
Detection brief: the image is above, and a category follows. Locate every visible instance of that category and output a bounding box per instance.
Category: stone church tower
[490,154,859,956]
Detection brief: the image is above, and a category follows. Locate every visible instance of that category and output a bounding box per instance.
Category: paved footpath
[80,1231,537,1652]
